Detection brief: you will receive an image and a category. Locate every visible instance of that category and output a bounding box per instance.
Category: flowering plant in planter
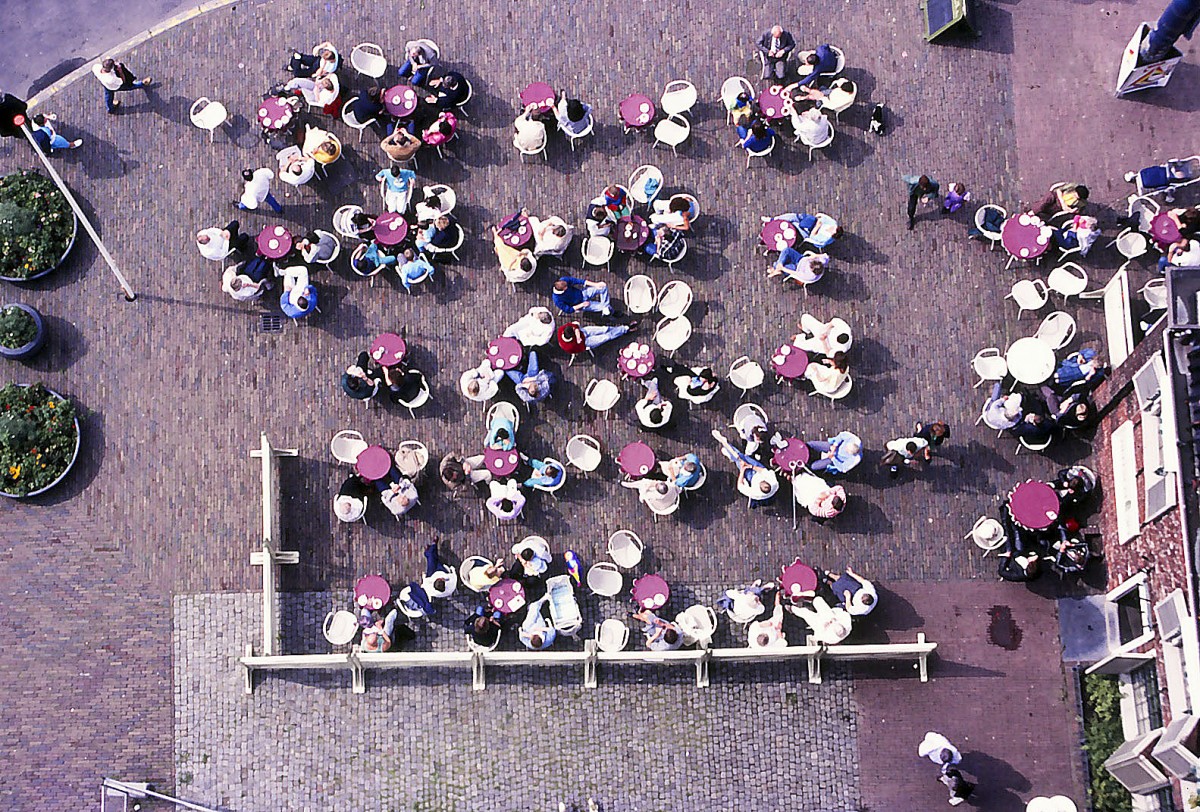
[0,170,74,280]
[0,382,79,496]
[0,305,37,349]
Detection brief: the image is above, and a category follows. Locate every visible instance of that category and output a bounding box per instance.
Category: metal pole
[16,120,136,301]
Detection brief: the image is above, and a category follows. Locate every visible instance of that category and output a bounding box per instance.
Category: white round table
[1006,337,1056,385]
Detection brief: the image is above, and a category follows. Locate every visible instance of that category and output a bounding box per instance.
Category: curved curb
[27,0,244,108]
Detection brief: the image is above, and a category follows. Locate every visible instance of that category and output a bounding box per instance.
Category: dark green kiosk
[920,0,978,41]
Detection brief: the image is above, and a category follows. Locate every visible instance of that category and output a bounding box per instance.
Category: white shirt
[282,266,310,307]
[795,111,831,144]
[240,168,274,209]
[918,732,961,765]
[529,216,574,257]
[381,478,418,516]
[459,361,503,401]
[622,479,680,512]
[503,307,556,347]
[276,146,314,186]
[92,64,123,91]
[221,267,262,301]
[197,228,230,261]
[1171,239,1200,267]
[513,112,547,152]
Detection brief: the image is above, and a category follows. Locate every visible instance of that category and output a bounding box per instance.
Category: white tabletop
[1006,337,1056,385]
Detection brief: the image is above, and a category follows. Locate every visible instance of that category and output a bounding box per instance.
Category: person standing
[92,59,153,114]
[757,25,796,83]
[237,168,283,213]
[919,732,975,806]
[904,174,940,230]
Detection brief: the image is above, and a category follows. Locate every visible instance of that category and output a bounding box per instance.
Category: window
[1110,573,1155,651]
[1135,355,1179,522]
[1111,420,1141,543]
[1129,662,1165,734]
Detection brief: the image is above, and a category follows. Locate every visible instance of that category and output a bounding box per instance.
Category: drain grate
[259,314,284,333]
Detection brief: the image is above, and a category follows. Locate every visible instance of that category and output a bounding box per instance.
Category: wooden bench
[247,432,297,657]
[809,632,937,683]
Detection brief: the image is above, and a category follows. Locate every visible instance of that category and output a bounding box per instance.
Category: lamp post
[1116,0,1200,96]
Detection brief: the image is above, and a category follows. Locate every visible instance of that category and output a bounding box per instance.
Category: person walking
[904,174,940,230]
[918,731,975,804]
[236,168,283,213]
[92,58,153,114]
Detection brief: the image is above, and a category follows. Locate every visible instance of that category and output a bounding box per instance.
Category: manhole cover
[259,314,284,333]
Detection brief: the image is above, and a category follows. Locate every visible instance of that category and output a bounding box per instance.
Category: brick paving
[0,0,1186,807]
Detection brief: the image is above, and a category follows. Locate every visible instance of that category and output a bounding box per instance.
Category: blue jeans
[35,127,71,151]
[239,193,283,213]
[424,542,442,578]
[398,60,429,86]
[1159,255,1171,273]
[103,80,148,112]
[507,350,542,385]
[582,324,630,349]
[382,608,398,638]
[578,284,611,314]
[778,246,802,271]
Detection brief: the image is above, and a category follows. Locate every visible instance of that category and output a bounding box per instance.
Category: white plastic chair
[515,134,548,162]
[651,237,688,268]
[965,517,1007,555]
[649,492,681,520]
[745,138,775,168]
[596,619,630,652]
[565,434,602,473]
[676,605,718,648]
[333,204,365,241]
[974,204,1006,250]
[581,235,614,271]
[423,224,465,262]
[189,97,228,143]
[682,462,707,494]
[323,610,359,645]
[1111,227,1149,270]
[731,403,768,436]
[584,379,620,416]
[1006,278,1049,319]
[824,45,847,77]
[503,257,537,291]
[660,80,698,117]
[728,356,766,398]
[809,374,853,400]
[421,184,456,217]
[587,562,623,597]
[624,274,658,314]
[340,99,377,144]
[607,530,644,568]
[530,457,567,498]
[455,77,474,118]
[1017,435,1053,455]
[395,372,431,417]
[1034,311,1076,351]
[333,494,366,524]
[1142,277,1168,312]
[629,165,664,206]
[653,315,692,355]
[1128,195,1160,232]
[656,280,693,319]
[799,125,835,160]
[459,556,497,593]
[970,348,1008,388]
[394,440,429,479]
[350,43,387,80]
[330,430,367,465]
[720,76,754,124]
[653,115,691,156]
[309,229,341,270]
[823,78,856,122]
[560,116,593,152]
[486,401,521,435]
[1047,262,1088,301]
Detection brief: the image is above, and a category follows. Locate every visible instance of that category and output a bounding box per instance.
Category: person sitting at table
[981,382,1024,431]
[732,404,770,456]
[793,314,853,356]
[423,70,467,110]
[1052,464,1097,507]
[351,241,399,277]
[807,430,862,475]
[804,351,849,394]
[796,43,839,86]
[380,475,419,518]
[635,378,675,431]
[767,247,829,286]
[398,39,438,85]
[621,478,681,512]
[660,452,702,490]
[295,231,337,266]
[506,350,554,405]
[1009,411,1055,444]
[524,457,565,491]
[397,248,434,292]
[998,550,1042,582]
[270,145,313,190]
[286,75,339,110]
[793,106,831,144]
[641,222,688,262]
[1053,214,1101,257]
[793,472,846,522]
[1038,386,1094,432]
[503,306,556,347]
[417,214,459,253]
[417,540,458,601]
[380,127,422,163]
[197,221,250,260]
[824,567,877,616]
[748,592,788,649]
[335,474,370,520]
[341,351,383,400]
[511,536,552,578]
[736,119,776,153]
[221,264,267,302]
[286,41,338,78]
[584,203,616,238]
[420,110,457,148]
[1030,182,1089,219]
[717,580,769,622]
[602,184,631,219]
[555,91,592,136]
[660,361,721,404]
[280,267,317,319]
[465,606,503,649]
[345,85,385,126]
[632,610,684,652]
[348,212,376,240]
[382,362,425,404]
[556,321,634,355]
[529,214,574,257]
[1051,349,1108,395]
[486,479,526,522]
[791,596,852,645]
[300,123,341,165]
[1160,236,1200,271]
[485,414,517,451]
[460,359,504,402]
[413,187,451,224]
[758,25,796,83]
[518,594,558,651]
[513,102,547,153]
[727,90,756,127]
[552,277,613,316]
[376,165,416,214]
[462,556,506,592]
[490,224,536,280]
[360,607,406,653]
[649,195,694,230]
[762,211,842,251]
[712,429,779,505]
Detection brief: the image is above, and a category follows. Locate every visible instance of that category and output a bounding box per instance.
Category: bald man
[757,25,796,82]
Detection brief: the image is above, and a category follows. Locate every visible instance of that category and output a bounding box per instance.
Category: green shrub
[0,305,36,349]
[1082,672,1133,812]
[0,382,78,496]
[0,171,74,279]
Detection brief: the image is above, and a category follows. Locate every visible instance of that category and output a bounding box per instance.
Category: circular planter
[0,384,81,499]
[0,171,78,283]
[0,304,47,360]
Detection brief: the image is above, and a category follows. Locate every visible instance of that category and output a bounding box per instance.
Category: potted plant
[0,170,77,282]
[0,382,80,497]
[0,303,46,360]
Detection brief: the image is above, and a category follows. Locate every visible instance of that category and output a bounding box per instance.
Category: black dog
[869,102,886,136]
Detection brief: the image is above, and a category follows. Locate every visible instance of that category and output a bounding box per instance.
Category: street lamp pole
[15,119,137,301]
[1116,0,1200,97]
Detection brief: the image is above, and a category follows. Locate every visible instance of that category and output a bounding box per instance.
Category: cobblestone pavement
[0,0,1186,807]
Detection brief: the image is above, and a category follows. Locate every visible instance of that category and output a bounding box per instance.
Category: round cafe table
[615,215,650,252]
[484,447,520,477]
[631,574,670,610]
[354,575,391,611]
[370,332,407,367]
[618,442,656,478]
[489,578,527,615]
[1006,337,1056,385]
[758,85,789,120]
[760,218,799,253]
[1008,480,1061,531]
[498,215,533,248]
[771,343,809,380]
[618,341,655,378]
[519,81,556,114]
[772,438,811,472]
[256,225,293,259]
[1150,211,1183,248]
[619,93,656,129]
[1001,213,1051,261]
[257,96,294,131]
[373,212,409,246]
[486,336,524,370]
[779,558,819,599]
[383,84,419,118]
[355,444,393,482]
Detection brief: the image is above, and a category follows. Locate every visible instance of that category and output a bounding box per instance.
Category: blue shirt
[552,277,587,314]
[825,431,862,474]
[672,453,701,489]
[400,255,433,287]
[376,168,415,194]
[281,285,317,318]
[738,125,776,153]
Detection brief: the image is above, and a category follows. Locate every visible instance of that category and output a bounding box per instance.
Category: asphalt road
[2,0,194,98]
